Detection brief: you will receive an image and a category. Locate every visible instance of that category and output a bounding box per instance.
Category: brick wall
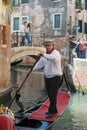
[0,24,11,88]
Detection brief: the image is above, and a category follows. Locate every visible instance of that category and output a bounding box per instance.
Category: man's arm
[33,57,45,70]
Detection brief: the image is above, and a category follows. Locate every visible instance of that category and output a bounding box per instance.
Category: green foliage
[2,0,11,5]
[2,0,15,24]
[75,0,82,6]
[75,0,83,10]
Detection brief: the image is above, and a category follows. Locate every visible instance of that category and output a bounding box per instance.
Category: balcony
[75,0,83,10]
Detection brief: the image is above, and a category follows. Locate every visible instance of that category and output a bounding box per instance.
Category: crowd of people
[20,22,32,46]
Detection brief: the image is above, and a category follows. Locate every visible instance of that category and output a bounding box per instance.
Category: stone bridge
[11,46,46,62]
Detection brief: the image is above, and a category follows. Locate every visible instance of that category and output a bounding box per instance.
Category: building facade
[11,0,87,42]
[68,0,87,40]
[11,0,67,37]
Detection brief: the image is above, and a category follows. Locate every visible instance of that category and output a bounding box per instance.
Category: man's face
[24,22,27,27]
[45,44,54,53]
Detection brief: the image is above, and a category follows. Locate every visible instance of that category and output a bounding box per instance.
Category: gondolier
[33,40,63,118]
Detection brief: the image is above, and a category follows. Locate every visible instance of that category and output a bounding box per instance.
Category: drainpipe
[82,9,85,39]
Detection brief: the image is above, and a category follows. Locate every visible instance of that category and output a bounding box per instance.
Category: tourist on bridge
[20,22,26,46]
[25,23,32,46]
[33,40,63,118]
[20,22,32,46]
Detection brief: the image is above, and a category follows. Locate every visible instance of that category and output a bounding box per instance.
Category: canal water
[2,65,87,130]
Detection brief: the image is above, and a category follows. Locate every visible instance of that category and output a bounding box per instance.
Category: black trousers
[45,76,62,114]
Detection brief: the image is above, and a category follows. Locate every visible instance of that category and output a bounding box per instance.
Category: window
[21,0,29,4]
[22,17,28,24]
[53,14,61,29]
[13,0,20,7]
[52,0,61,2]
[85,22,87,34]
[85,0,87,10]
[78,20,82,33]
[13,17,19,31]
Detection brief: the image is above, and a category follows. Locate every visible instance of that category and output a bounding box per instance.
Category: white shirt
[20,25,26,36]
[25,27,30,33]
[33,50,63,78]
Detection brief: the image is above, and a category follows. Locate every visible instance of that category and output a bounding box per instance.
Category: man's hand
[38,53,43,57]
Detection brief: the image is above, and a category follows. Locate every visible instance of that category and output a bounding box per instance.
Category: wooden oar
[8,57,40,108]
[63,72,71,92]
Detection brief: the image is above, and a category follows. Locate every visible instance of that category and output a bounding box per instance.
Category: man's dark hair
[23,21,27,24]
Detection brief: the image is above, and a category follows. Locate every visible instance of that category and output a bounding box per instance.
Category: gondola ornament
[0,104,15,120]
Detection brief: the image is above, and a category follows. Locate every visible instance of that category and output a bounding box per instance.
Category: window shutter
[54,14,60,29]
[21,0,29,4]
[13,18,19,30]
[78,20,82,33]
[85,0,87,10]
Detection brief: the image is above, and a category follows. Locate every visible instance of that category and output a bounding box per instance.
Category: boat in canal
[11,58,23,66]
[0,87,70,130]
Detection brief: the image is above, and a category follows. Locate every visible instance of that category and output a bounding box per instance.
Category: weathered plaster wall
[67,0,75,31]
[12,0,67,37]
[28,0,67,36]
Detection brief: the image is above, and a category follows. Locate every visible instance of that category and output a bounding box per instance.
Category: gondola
[11,58,23,66]
[0,87,70,130]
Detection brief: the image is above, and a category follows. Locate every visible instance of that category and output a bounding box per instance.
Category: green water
[4,66,87,130]
[50,93,87,130]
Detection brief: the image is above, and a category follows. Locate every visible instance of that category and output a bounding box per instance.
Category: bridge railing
[11,32,45,47]
[11,32,87,65]
[11,32,68,47]
[11,32,69,60]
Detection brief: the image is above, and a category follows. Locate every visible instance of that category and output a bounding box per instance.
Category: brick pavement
[73,58,87,90]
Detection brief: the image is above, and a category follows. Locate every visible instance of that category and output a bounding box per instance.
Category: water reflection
[50,93,87,130]
[10,66,46,112]
[3,66,87,130]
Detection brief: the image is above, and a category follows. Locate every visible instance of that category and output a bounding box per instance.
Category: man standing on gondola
[33,40,63,118]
